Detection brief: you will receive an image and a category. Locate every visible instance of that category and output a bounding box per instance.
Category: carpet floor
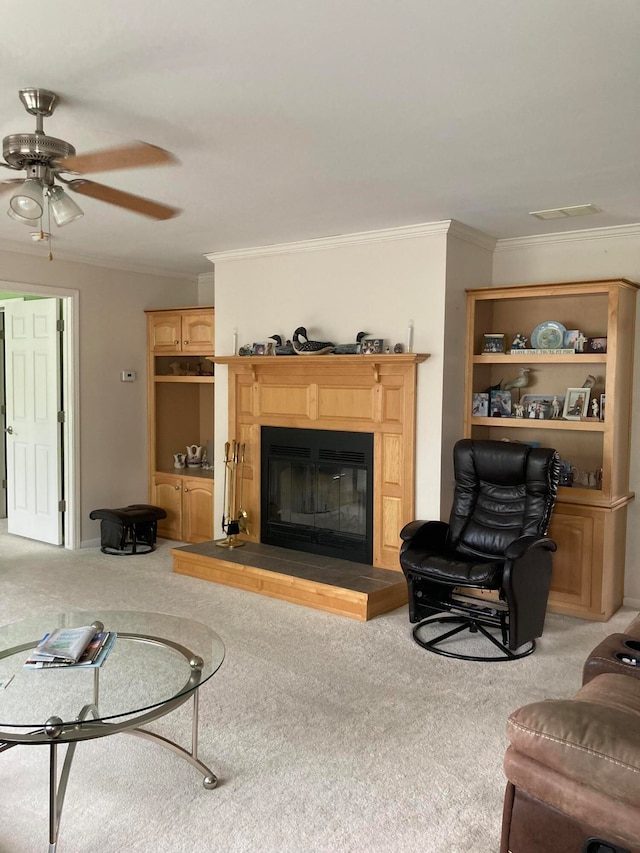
[0,526,633,853]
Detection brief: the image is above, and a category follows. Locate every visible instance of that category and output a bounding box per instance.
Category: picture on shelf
[586,336,607,354]
[600,393,606,421]
[562,387,591,420]
[563,329,580,349]
[361,338,384,354]
[483,333,505,353]
[520,394,564,420]
[490,389,511,417]
[472,392,489,416]
[252,343,266,355]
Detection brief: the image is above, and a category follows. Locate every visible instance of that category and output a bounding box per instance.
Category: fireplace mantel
[213,352,429,570]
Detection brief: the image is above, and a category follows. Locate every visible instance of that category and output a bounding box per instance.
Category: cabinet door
[183,478,213,542]
[181,311,215,354]
[152,475,183,539]
[149,313,182,353]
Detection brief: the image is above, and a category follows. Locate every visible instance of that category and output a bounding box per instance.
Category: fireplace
[261,426,374,564]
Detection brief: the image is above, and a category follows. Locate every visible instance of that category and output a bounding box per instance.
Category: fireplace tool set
[215,440,248,548]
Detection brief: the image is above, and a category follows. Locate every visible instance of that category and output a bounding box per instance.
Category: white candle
[232,329,238,355]
[407,320,414,353]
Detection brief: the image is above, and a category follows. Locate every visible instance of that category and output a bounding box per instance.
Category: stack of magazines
[24,625,116,669]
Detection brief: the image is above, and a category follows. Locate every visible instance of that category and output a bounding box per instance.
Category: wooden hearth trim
[214,353,429,572]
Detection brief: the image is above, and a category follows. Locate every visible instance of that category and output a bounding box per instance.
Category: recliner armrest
[504,535,557,560]
[399,520,449,549]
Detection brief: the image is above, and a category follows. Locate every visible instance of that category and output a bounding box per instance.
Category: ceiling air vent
[529,204,601,220]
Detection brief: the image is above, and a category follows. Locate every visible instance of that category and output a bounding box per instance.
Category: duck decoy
[268,334,295,356]
[291,327,335,355]
[333,331,368,354]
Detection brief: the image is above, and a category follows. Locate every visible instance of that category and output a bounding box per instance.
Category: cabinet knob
[184,487,188,492]
[184,340,189,345]
[174,340,179,345]
[174,485,180,490]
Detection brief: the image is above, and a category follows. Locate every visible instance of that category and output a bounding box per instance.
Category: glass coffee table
[0,610,225,852]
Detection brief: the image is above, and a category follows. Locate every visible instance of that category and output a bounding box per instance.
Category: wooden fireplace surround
[212,353,429,570]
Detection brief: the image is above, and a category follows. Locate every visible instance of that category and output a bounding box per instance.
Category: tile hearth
[170,541,407,621]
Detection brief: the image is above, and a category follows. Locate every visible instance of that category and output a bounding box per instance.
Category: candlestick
[232,329,238,356]
[407,320,414,353]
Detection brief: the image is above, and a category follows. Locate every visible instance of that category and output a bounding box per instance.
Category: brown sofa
[500,613,640,853]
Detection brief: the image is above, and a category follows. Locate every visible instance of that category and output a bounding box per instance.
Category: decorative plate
[531,321,567,350]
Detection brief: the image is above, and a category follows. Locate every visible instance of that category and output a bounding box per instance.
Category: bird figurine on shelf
[291,327,335,355]
[502,367,531,400]
[333,331,368,354]
[582,374,596,390]
[268,334,295,355]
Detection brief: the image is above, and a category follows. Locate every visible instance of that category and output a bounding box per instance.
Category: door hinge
[56,319,64,332]
[1,479,6,491]
[0,404,5,415]
[58,499,66,512]
[57,411,65,423]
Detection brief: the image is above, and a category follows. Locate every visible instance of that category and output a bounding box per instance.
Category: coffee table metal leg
[125,692,217,789]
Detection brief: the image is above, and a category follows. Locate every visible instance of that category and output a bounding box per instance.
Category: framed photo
[483,333,505,354]
[490,389,511,417]
[361,338,384,354]
[600,393,606,421]
[563,329,580,349]
[252,343,266,355]
[586,336,607,354]
[562,387,590,420]
[520,394,565,420]
[472,392,489,417]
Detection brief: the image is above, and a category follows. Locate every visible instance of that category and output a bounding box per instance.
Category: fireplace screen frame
[260,426,374,565]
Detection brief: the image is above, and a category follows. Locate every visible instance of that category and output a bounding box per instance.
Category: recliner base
[412,614,535,662]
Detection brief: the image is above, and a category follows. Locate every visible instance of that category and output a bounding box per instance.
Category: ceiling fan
[0,87,180,236]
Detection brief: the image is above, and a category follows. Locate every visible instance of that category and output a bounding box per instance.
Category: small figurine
[510,333,527,349]
[591,399,599,418]
[551,396,561,419]
[514,403,525,418]
[291,327,335,355]
[503,367,531,396]
[575,332,587,353]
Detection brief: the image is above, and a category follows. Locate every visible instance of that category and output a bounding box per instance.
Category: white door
[0,311,5,519]
[5,298,63,544]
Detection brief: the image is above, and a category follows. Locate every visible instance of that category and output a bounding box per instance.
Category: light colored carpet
[0,526,634,853]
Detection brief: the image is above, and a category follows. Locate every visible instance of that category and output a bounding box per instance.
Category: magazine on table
[24,626,116,669]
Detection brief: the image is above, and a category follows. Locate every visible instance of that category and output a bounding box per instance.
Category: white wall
[209,223,462,540]
[0,247,197,545]
[493,225,640,605]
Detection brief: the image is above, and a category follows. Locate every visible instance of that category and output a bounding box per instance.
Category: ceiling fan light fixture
[9,178,44,219]
[48,185,83,226]
[7,206,40,226]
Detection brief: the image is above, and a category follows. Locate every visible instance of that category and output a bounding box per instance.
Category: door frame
[1,280,79,550]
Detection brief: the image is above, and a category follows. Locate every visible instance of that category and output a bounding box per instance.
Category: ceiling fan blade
[57,141,177,175]
[0,179,25,196]
[67,179,180,220]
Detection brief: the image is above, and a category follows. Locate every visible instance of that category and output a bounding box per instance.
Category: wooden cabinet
[146,307,215,542]
[151,473,213,543]
[148,307,215,354]
[464,279,638,621]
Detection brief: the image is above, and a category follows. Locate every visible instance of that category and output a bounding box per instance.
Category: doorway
[0,281,79,549]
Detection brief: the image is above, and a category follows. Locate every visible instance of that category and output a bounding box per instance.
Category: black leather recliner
[399,439,560,661]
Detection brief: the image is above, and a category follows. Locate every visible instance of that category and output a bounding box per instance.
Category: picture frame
[361,338,384,354]
[562,387,590,420]
[563,329,580,349]
[600,393,606,421]
[490,389,511,417]
[483,333,505,354]
[472,392,489,417]
[520,393,565,420]
[586,336,607,354]
[252,343,266,355]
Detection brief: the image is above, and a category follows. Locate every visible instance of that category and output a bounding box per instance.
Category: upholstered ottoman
[501,673,640,853]
[89,504,167,555]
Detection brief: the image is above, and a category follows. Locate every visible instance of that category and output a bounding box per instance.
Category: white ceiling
[1,0,639,278]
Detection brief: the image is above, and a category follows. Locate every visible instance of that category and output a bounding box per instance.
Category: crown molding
[446,221,497,251]
[205,221,458,263]
[495,223,640,252]
[0,237,197,281]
